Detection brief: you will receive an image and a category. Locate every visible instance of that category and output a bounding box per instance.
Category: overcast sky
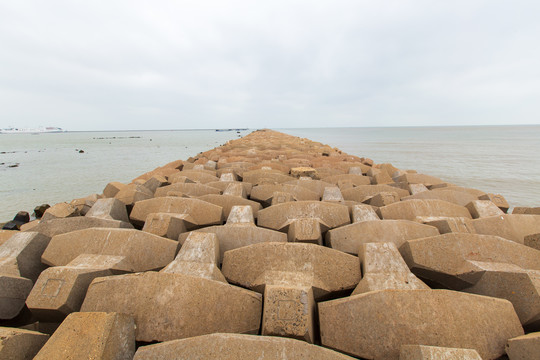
[0,1,539,131]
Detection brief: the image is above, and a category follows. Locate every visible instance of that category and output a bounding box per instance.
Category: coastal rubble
[0,129,539,359]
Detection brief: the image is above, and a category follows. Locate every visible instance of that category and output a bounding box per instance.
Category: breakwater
[1,129,539,359]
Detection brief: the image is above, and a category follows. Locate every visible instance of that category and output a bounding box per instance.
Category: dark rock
[33,204,51,219]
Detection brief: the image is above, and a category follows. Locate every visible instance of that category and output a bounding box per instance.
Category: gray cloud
[1,1,539,130]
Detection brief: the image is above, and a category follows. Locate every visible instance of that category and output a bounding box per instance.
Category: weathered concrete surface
[342,185,409,202]
[257,201,350,231]
[399,345,482,360]
[205,180,253,196]
[395,173,446,186]
[285,179,334,197]
[222,242,360,299]
[472,214,540,244]
[0,327,49,360]
[103,181,127,198]
[133,333,356,359]
[130,197,223,228]
[251,184,320,204]
[466,199,505,218]
[33,312,135,360]
[352,204,380,222]
[506,332,540,360]
[41,203,80,222]
[319,289,523,359]
[142,212,188,239]
[322,174,371,186]
[85,198,130,222]
[161,232,226,282]
[222,182,247,197]
[416,216,476,234]
[0,274,33,319]
[379,199,472,221]
[81,272,262,342]
[326,220,439,254]
[400,233,540,289]
[242,169,295,184]
[352,242,428,295]
[0,232,50,281]
[513,207,540,215]
[197,194,261,220]
[479,193,510,213]
[0,230,16,246]
[169,170,218,184]
[113,184,153,206]
[525,233,540,250]
[26,216,133,238]
[42,228,177,271]
[402,189,478,207]
[287,218,323,244]
[154,182,221,197]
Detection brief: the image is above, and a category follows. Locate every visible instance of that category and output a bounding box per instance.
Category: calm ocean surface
[1,126,539,221]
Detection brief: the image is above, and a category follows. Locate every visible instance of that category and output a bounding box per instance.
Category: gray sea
[1,126,539,222]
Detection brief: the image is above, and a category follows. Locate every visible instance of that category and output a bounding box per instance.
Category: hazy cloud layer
[1,1,539,130]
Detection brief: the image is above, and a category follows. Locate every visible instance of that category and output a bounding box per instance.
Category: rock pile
[1,129,539,359]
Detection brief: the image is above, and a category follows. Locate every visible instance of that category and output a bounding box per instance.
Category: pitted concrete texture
[142,212,188,239]
[416,216,475,234]
[319,289,523,359]
[399,345,482,360]
[0,327,49,360]
[352,204,380,222]
[25,216,133,237]
[326,219,439,254]
[342,185,409,202]
[402,189,478,207]
[42,228,177,271]
[466,199,505,218]
[472,214,540,244]
[133,333,356,359]
[85,198,130,222]
[480,193,510,213]
[506,332,540,360]
[0,274,33,319]
[0,232,50,282]
[81,272,262,342]
[41,202,80,222]
[33,312,135,360]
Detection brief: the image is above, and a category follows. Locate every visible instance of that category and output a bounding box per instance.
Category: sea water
[0,126,539,222]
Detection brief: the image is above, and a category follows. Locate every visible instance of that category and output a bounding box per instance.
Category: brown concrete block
[81,272,262,342]
[416,216,476,234]
[291,166,318,179]
[372,171,394,185]
[337,180,354,191]
[271,191,296,205]
[142,212,189,239]
[408,183,429,195]
[322,186,344,202]
[27,216,133,238]
[466,200,505,218]
[322,174,371,186]
[85,198,129,222]
[380,199,472,221]
[130,197,223,228]
[0,274,33,319]
[69,198,95,216]
[222,242,360,299]
[34,312,135,360]
[472,214,540,245]
[326,220,439,254]
[251,184,319,205]
[41,203,80,222]
[395,173,446,186]
[0,230,16,246]
[369,191,399,207]
[198,194,261,221]
[133,333,356,359]
[525,233,540,250]
[287,218,322,245]
[206,180,253,196]
[402,189,478,207]
[342,185,409,202]
[113,184,153,206]
[225,205,254,224]
[223,182,246,197]
[319,289,523,360]
[262,285,316,342]
[513,206,540,215]
[0,232,51,282]
[103,181,127,198]
[242,169,295,184]
[170,170,218,184]
[219,172,237,182]
[352,204,380,222]
[142,174,168,193]
[348,166,363,175]
[506,332,540,360]
[480,193,509,213]
[167,173,195,184]
[42,228,177,271]
[161,232,226,283]
[399,345,482,359]
[154,182,221,197]
[352,242,428,295]
[0,327,49,360]
[400,233,540,289]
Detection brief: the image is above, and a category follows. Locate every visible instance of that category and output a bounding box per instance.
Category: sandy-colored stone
[506,332,540,360]
[380,199,472,220]
[369,191,399,207]
[251,184,319,205]
[399,345,482,359]
[198,194,261,220]
[408,183,429,195]
[466,199,505,218]
[352,242,428,295]
[0,274,33,319]
[513,206,540,215]
[319,289,523,359]
[41,203,80,222]
[42,228,177,271]
[400,233,540,289]
[154,182,221,197]
[402,189,478,207]
[395,173,446,186]
[342,184,409,202]
[525,233,540,250]
[416,216,476,234]
[141,174,168,193]
[222,242,360,298]
[472,214,540,244]
[242,169,295,184]
[291,166,318,179]
[206,180,253,196]
[81,272,262,342]
[113,184,153,206]
[27,216,133,238]
[285,179,334,197]
[85,198,130,222]
[322,186,344,202]
[322,174,371,186]
[34,312,135,360]
[161,232,226,282]
[0,232,51,281]
[141,212,188,239]
[223,182,247,197]
[271,191,296,205]
[0,230,16,246]
[0,327,49,360]
[479,193,509,213]
[130,197,223,228]
[103,182,127,198]
[352,204,380,222]
[170,170,218,184]
[133,333,356,359]
[287,218,323,245]
[326,220,439,254]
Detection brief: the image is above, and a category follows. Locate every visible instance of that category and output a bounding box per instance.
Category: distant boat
[0,127,66,134]
[215,128,248,132]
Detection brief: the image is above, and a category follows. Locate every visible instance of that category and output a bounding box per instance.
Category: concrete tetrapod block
[257,201,350,232]
[352,204,380,222]
[142,212,189,239]
[285,179,334,197]
[161,232,226,283]
[513,207,540,215]
[223,182,247,197]
[171,170,218,183]
[369,191,400,207]
[141,174,168,194]
[197,194,261,221]
[399,233,540,289]
[395,173,446,186]
[33,312,135,360]
[81,272,262,342]
[342,185,410,202]
[399,345,482,360]
[41,202,80,222]
[242,169,295,184]
[113,184,153,206]
[222,242,361,298]
[525,233,540,250]
[41,228,177,271]
[0,232,51,282]
[352,242,428,295]
[271,191,296,205]
[416,216,475,234]
[322,186,344,202]
[154,182,221,197]
[479,193,510,213]
[0,327,49,360]
[401,189,478,207]
[26,254,133,322]
[103,181,127,198]
[130,196,223,228]
[27,217,133,238]
[506,332,540,360]
[472,214,540,245]
[287,218,323,245]
[322,174,371,186]
[0,230,16,246]
[326,220,439,254]
[85,198,130,222]
[133,333,356,360]
[251,184,319,205]
[379,199,472,221]
[206,180,253,196]
[0,274,33,319]
[319,289,524,360]
[466,199,505,218]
